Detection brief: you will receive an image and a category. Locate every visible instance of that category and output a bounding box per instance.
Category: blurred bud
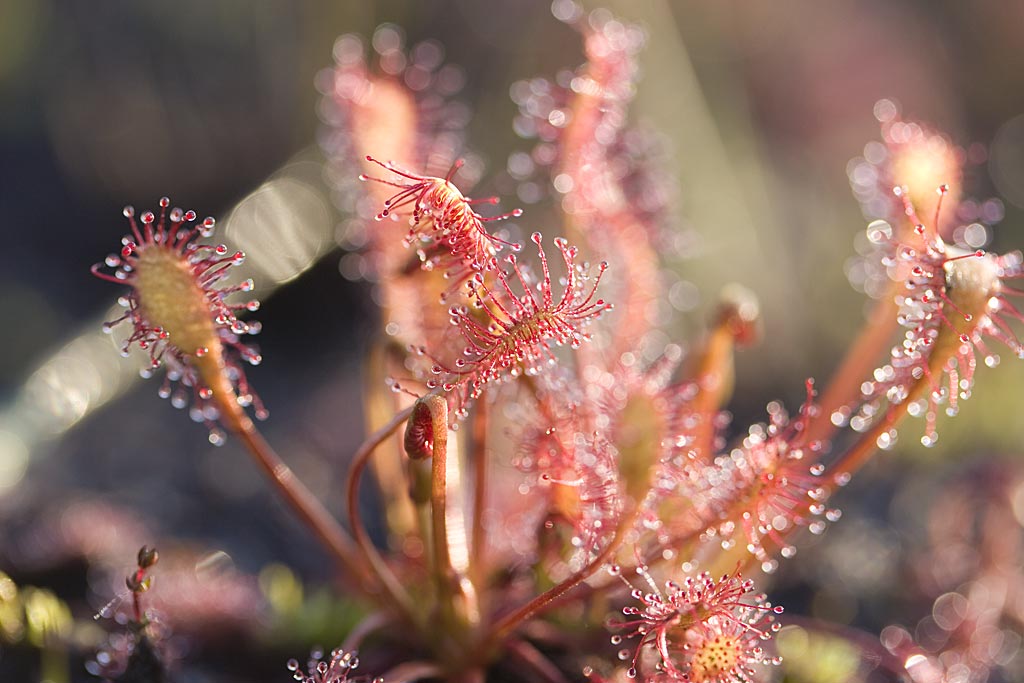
[138,546,159,569]
[715,284,762,348]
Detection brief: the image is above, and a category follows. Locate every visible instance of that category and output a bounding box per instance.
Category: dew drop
[866,219,892,244]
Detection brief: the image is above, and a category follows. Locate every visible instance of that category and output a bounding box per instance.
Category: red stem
[346,405,420,622]
[487,507,641,644]
[201,354,372,589]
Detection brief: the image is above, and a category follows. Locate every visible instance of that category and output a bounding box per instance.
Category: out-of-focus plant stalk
[345,403,419,623]
[420,396,481,642]
[470,398,491,591]
[805,295,900,447]
[684,287,761,461]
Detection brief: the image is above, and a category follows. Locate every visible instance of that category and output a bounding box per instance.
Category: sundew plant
[2,2,1024,683]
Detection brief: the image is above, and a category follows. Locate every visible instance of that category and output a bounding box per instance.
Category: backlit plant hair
[609,568,783,682]
[360,155,523,292]
[426,231,612,411]
[91,198,264,444]
[842,188,1023,451]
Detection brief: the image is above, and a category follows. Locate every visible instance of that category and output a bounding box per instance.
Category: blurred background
[1,0,1023,681]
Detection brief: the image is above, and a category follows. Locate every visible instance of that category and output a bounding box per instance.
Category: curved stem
[487,507,641,645]
[346,404,420,623]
